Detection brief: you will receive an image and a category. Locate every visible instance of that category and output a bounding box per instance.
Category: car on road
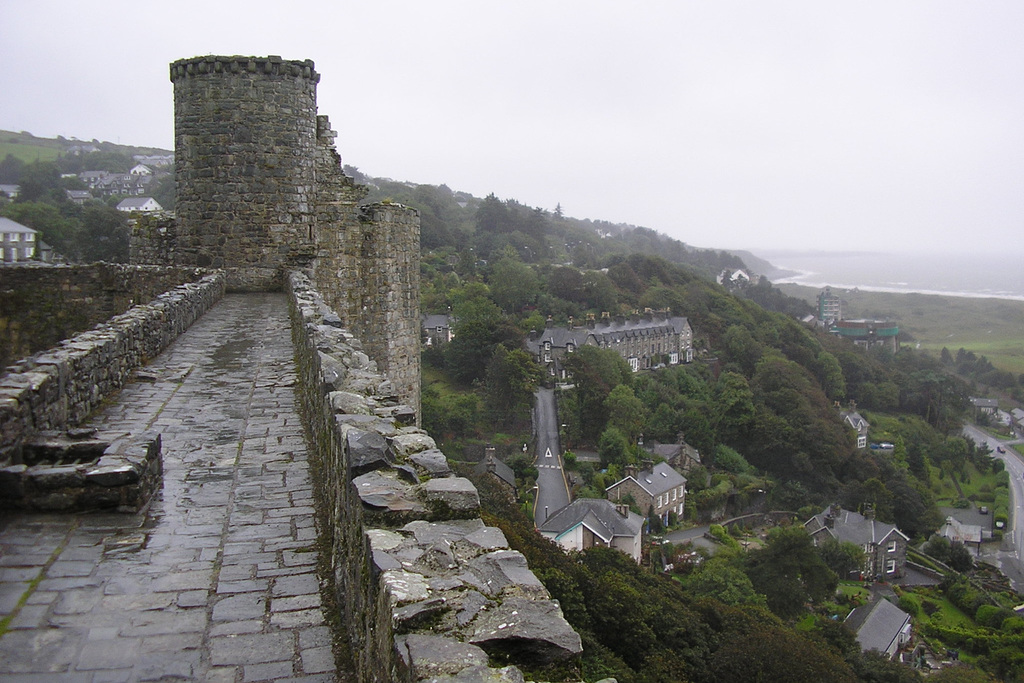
[980,506,989,515]
[997,446,1006,453]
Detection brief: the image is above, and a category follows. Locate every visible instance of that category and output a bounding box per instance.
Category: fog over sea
[753,250,1024,302]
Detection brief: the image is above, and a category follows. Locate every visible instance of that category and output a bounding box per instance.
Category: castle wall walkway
[0,293,345,682]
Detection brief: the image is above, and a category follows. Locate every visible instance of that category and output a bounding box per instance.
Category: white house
[0,184,20,199]
[538,498,645,562]
[116,197,163,213]
[129,164,154,176]
[840,406,870,449]
[0,217,38,263]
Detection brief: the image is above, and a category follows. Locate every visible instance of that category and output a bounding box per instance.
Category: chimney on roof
[616,504,630,518]
[568,315,574,328]
[642,459,654,472]
[825,514,835,529]
[863,504,875,521]
[545,315,554,328]
[624,464,637,479]
[830,503,842,518]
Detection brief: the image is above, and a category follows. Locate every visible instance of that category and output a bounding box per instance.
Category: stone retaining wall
[287,271,581,683]
[0,273,226,463]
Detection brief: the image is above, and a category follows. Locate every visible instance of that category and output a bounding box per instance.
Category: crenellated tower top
[169,55,319,83]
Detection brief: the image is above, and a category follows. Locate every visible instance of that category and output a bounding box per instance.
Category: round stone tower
[170,55,320,290]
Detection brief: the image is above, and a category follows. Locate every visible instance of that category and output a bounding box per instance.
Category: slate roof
[525,326,589,354]
[845,598,911,655]
[649,442,701,466]
[116,197,162,211]
[527,317,690,354]
[422,314,451,329]
[0,217,37,235]
[939,516,982,545]
[970,397,999,409]
[584,316,690,347]
[806,507,908,546]
[473,453,516,490]
[841,410,869,433]
[607,461,687,498]
[538,498,644,543]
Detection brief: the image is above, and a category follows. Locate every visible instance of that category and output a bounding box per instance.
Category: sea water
[754,250,1024,301]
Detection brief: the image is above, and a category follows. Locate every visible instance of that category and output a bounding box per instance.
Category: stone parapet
[0,263,215,368]
[0,274,225,463]
[286,271,581,683]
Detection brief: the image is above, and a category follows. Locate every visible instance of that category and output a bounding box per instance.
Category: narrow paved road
[0,294,343,682]
[533,388,570,527]
[963,424,1024,592]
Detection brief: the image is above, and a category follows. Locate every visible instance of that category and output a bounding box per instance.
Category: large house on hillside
[805,505,910,579]
[606,461,687,526]
[538,498,645,562]
[0,217,37,263]
[526,313,693,378]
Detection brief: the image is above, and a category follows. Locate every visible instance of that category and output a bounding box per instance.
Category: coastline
[771,272,1024,303]
[752,249,1024,303]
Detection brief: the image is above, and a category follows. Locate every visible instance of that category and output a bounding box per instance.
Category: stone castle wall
[169,56,320,290]
[134,55,421,414]
[287,272,580,682]
[0,274,225,463]
[0,264,213,370]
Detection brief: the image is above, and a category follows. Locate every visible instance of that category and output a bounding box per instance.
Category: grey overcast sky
[2,1,1022,254]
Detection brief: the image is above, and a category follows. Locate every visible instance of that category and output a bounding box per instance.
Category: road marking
[545,448,553,458]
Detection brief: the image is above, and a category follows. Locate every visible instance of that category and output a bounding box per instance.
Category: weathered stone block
[421,477,479,517]
[395,634,489,679]
[469,596,583,664]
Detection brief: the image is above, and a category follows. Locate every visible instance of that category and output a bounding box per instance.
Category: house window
[887,540,897,553]
[567,343,574,353]
[672,490,677,501]
[886,559,896,574]
[544,341,551,351]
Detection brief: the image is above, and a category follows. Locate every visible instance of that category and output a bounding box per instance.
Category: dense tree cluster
[473,474,927,683]
[0,156,143,263]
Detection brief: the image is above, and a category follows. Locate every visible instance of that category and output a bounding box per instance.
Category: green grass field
[778,284,1024,374]
[0,141,61,164]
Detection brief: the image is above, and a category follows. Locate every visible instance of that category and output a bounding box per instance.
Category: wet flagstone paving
[0,294,342,682]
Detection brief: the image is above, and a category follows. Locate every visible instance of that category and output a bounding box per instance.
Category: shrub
[898,594,921,617]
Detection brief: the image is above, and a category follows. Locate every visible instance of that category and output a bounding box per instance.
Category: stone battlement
[169,55,319,82]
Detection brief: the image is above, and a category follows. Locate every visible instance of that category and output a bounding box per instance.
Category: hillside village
[4,129,1024,682]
